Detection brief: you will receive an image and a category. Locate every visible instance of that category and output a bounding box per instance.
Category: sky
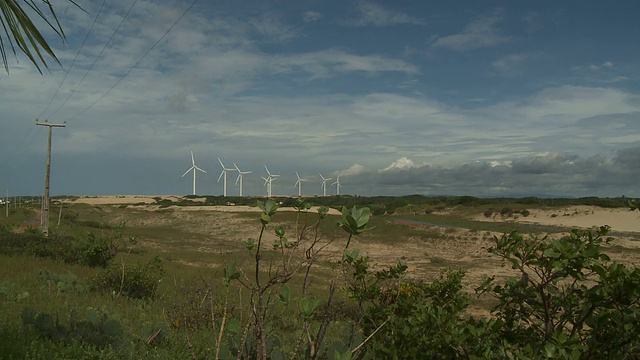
[1,0,640,198]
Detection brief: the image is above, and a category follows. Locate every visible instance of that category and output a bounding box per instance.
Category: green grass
[2,199,637,358]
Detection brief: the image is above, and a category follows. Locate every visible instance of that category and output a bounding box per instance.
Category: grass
[389,212,568,234]
[2,200,638,358]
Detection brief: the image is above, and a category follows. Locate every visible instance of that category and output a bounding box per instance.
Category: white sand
[70,195,341,215]
[70,196,640,233]
[476,206,640,233]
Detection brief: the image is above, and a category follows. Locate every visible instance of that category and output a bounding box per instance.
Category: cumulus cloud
[381,157,417,171]
[339,164,366,176]
[336,147,640,197]
[432,10,510,51]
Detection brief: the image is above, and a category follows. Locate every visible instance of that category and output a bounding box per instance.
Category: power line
[48,0,140,121]
[70,0,200,121]
[38,0,107,121]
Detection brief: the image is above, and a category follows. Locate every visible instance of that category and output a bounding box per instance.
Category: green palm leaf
[0,0,83,74]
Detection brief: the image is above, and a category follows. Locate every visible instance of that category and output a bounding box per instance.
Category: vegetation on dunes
[1,196,639,359]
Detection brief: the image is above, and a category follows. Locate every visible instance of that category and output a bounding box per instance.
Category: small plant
[478,226,640,358]
[89,256,164,299]
[499,207,512,218]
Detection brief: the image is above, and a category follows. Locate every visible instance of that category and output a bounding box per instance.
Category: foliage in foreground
[1,202,640,359]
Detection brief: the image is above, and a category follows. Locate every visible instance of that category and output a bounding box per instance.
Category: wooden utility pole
[36,119,66,236]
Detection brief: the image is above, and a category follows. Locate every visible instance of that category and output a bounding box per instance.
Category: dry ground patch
[63,197,640,301]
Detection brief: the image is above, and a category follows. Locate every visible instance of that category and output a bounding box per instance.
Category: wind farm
[177,152,350,198]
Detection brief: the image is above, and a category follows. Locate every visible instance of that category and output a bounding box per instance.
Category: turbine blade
[218,170,225,182]
[191,151,195,166]
[235,174,241,185]
[182,167,194,177]
[218,157,225,168]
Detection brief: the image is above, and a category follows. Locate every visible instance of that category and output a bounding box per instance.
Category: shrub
[89,257,164,299]
[21,307,130,351]
[362,270,499,359]
[499,207,512,217]
[478,226,640,358]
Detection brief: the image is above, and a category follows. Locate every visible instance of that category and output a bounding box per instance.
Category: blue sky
[1,0,639,197]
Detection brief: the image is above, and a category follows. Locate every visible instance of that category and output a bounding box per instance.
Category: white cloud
[303,11,323,23]
[250,12,298,42]
[492,54,525,71]
[339,164,366,176]
[432,10,510,51]
[271,49,420,79]
[381,157,417,171]
[352,2,424,27]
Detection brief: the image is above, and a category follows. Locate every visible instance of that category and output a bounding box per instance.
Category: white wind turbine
[262,166,279,198]
[234,163,252,197]
[217,157,236,197]
[319,173,332,197]
[294,172,307,197]
[332,174,342,195]
[182,151,206,195]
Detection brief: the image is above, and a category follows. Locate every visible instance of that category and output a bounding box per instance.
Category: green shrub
[499,207,512,217]
[21,307,131,352]
[479,226,640,358]
[89,257,164,299]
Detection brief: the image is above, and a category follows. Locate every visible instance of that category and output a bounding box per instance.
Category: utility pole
[36,119,66,237]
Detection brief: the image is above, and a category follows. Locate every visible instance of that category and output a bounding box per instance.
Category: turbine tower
[262,166,279,198]
[319,173,331,197]
[332,175,342,195]
[217,157,236,197]
[294,172,307,197]
[182,151,206,195]
[234,163,252,197]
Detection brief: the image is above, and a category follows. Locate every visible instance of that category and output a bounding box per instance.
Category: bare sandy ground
[70,195,341,215]
[72,196,640,232]
[473,206,640,233]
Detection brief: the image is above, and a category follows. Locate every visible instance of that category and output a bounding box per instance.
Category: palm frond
[0,0,83,74]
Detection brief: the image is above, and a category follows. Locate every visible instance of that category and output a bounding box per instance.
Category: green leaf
[300,297,321,319]
[279,284,291,304]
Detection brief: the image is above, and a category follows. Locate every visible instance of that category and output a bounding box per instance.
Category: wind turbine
[182,151,206,195]
[234,163,252,196]
[319,173,332,197]
[294,172,307,197]
[332,175,342,195]
[262,166,279,197]
[217,157,236,197]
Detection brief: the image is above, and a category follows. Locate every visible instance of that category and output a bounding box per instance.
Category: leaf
[279,284,290,304]
[544,247,561,258]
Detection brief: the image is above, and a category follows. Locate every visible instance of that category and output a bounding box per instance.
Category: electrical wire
[47,0,140,121]
[37,0,107,121]
[70,0,200,121]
